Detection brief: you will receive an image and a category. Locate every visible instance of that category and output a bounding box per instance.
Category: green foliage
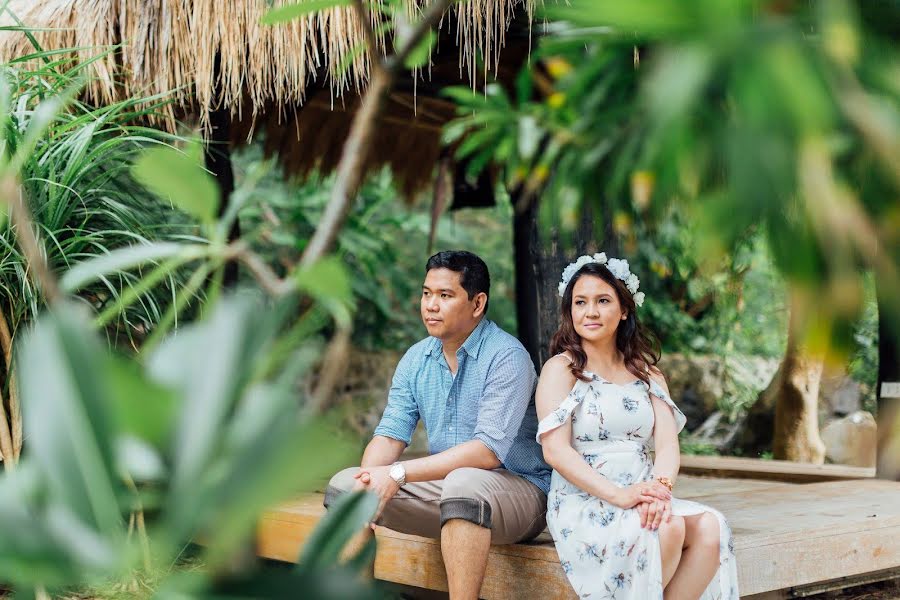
[261,0,353,24]
[0,55,194,343]
[132,141,219,226]
[679,436,718,456]
[0,81,380,596]
[234,151,518,350]
[850,275,879,413]
[3,297,377,597]
[445,0,900,355]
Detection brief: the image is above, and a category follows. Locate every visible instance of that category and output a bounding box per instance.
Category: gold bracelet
[654,475,674,491]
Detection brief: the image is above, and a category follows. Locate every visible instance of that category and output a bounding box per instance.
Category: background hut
[0,0,575,371]
[0,0,535,199]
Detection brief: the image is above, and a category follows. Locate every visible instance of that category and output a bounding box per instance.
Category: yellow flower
[630,171,655,210]
[545,57,573,79]
[548,92,566,109]
[613,211,633,235]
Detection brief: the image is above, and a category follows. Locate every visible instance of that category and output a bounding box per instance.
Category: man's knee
[440,468,493,529]
[323,466,360,509]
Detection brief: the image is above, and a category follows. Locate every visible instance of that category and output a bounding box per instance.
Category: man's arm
[363,347,532,485]
[369,348,420,458]
[361,435,407,469]
[402,439,499,482]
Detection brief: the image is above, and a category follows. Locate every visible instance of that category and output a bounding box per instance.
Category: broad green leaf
[0,464,118,586]
[540,0,699,36]
[132,142,218,224]
[147,295,289,503]
[297,490,378,571]
[17,304,123,538]
[199,409,356,567]
[517,115,541,161]
[105,355,178,449]
[59,242,207,292]
[261,0,352,24]
[294,256,353,326]
[404,29,436,69]
[643,44,713,127]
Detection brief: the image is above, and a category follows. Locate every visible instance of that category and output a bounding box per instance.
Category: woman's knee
[659,514,685,546]
[694,512,720,551]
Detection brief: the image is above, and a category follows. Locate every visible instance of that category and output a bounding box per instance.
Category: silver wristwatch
[388,462,406,487]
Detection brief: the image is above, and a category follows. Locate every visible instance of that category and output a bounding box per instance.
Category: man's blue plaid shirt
[373,318,551,494]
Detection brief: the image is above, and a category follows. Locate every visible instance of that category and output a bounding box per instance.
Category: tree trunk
[513,197,617,371]
[771,291,827,463]
[204,104,239,287]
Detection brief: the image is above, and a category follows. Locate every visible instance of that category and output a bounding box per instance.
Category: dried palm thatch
[0,1,534,196]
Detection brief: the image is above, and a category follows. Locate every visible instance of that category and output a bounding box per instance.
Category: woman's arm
[649,373,680,481]
[538,357,668,507]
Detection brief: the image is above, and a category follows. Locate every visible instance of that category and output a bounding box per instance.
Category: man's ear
[473,292,488,317]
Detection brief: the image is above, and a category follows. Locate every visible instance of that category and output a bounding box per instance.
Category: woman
[536,253,738,600]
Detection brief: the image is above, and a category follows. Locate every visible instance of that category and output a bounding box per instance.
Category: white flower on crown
[557,252,645,307]
[606,258,630,280]
[625,273,640,294]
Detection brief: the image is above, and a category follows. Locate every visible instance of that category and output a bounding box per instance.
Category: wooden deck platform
[256,468,900,598]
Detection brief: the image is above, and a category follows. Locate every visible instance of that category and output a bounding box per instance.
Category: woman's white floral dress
[537,370,739,599]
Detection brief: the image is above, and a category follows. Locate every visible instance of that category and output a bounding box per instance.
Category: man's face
[420,268,484,341]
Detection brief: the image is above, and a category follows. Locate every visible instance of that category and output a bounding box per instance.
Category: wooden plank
[679,455,875,482]
[696,480,900,548]
[673,475,791,498]
[256,479,900,597]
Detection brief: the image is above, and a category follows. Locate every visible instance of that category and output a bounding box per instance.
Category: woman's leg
[658,515,685,587]
[665,512,720,599]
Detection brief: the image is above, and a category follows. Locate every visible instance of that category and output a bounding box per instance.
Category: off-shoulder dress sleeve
[536,378,589,444]
[647,377,687,435]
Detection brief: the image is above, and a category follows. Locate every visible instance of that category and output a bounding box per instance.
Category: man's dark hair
[425,250,490,310]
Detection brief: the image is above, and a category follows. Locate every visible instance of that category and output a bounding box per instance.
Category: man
[325,250,550,600]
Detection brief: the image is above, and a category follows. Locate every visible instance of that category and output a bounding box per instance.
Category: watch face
[390,464,404,482]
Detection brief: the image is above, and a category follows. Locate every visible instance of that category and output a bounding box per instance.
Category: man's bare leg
[441,518,491,600]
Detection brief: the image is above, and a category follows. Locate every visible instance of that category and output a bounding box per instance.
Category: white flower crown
[557,252,645,307]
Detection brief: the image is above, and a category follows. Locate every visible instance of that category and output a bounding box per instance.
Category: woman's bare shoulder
[646,364,670,391]
[539,354,579,389]
[542,353,575,376]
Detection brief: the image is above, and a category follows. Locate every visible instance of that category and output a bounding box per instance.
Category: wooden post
[512,195,617,371]
[203,105,239,287]
[876,281,900,480]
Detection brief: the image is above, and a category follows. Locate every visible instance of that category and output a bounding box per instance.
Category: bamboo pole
[0,307,16,469]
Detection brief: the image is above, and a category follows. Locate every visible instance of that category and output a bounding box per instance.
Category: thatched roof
[0,1,535,197]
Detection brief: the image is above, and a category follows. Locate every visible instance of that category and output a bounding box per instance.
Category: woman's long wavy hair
[549,262,661,385]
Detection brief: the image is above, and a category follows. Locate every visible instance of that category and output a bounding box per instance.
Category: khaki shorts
[324,467,547,545]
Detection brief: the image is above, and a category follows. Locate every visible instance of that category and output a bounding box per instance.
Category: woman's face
[570,274,627,344]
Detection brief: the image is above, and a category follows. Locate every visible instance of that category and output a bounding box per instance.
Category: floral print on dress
[536,369,739,600]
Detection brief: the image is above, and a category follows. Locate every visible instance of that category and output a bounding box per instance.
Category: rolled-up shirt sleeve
[373,348,419,445]
[474,347,536,462]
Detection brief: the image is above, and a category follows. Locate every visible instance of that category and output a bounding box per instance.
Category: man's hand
[351,472,369,492]
[353,466,400,524]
